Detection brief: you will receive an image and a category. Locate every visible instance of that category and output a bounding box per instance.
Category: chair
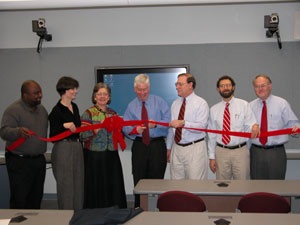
[237,192,291,213]
[157,190,206,212]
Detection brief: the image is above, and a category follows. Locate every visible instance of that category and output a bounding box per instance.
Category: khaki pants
[215,145,250,180]
[170,140,208,180]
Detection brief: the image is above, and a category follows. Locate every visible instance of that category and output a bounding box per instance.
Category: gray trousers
[52,141,84,209]
[250,144,286,180]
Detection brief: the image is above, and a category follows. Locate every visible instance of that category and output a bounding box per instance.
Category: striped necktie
[175,98,186,143]
[222,102,230,145]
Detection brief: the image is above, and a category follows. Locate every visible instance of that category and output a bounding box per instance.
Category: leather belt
[5,151,43,158]
[176,138,205,147]
[135,136,164,142]
[252,143,284,149]
[60,138,80,142]
[217,142,247,150]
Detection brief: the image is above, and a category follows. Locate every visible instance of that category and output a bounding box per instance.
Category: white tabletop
[0,209,73,225]
[134,179,300,196]
[124,211,300,225]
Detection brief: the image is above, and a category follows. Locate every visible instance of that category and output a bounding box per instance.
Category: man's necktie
[175,98,186,143]
[141,101,150,145]
[259,100,268,145]
[222,103,231,145]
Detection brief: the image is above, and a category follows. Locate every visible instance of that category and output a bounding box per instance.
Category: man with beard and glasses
[0,80,48,209]
[207,75,259,180]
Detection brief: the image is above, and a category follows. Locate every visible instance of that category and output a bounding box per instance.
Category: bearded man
[207,75,259,180]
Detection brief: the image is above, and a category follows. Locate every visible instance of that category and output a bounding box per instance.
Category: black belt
[135,136,164,142]
[60,138,80,142]
[5,151,43,158]
[176,138,205,147]
[217,142,247,150]
[252,143,284,149]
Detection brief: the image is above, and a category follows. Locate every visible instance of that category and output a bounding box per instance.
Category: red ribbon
[6,116,299,151]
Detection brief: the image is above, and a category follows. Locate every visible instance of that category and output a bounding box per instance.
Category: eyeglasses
[96,92,109,97]
[219,84,232,88]
[175,82,187,87]
[254,83,270,89]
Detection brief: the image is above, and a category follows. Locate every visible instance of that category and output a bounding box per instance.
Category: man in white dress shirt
[167,73,209,180]
[250,74,299,180]
[208,75,259,180]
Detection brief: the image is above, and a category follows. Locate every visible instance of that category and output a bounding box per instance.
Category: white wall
[0,3,299,49]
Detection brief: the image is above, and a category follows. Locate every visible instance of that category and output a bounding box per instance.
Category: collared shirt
[0,99,48,155]
[166,92,209,149]
[208,97,257,159]
[49,100,81,140]
[250,94,300,146]
[122,94,171,140]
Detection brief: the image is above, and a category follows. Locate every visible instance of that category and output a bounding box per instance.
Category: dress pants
[52,141,84,210]
[215,145,250,180]
[250,144,286,179]
[5,152,46,209]
[132,137,167,208]
[170,140,208,180]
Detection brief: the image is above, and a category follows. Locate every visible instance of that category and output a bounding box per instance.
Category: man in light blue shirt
[167,73,209,180]
[123,74,170,207]
[250,74,299,179]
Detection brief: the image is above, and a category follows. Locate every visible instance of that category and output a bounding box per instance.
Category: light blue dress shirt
[250,94,300,146]
[208,97,257,159]
[122,94,171,140]
[166,92,209,149]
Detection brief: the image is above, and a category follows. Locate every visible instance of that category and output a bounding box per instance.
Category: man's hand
[18,127,31,138]
[291,125,300,138]
[136,125,147,134]
[148,120,157,129]
[167,149,171,163]
[209,159,217,173]
[169,120,184,128]
[250,123,260,139]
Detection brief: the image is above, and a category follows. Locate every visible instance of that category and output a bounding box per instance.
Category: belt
[252,143,284,149]
[217,142,247,150]
[5,151,43,158]
[176,138,205,147]
[60,138,80,142]
[135,137,164,142]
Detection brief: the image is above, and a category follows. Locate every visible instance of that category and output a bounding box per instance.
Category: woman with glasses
[80,82,127,209]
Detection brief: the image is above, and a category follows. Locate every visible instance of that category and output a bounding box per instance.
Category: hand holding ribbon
[6,116,300,152]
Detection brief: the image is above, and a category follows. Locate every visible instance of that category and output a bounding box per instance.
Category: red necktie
[222,103,231,145]
[260,100,268,145]
[175,98,186,143]
[141,101,150,145]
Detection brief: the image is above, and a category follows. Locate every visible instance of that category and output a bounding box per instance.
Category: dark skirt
[83,149,127,209]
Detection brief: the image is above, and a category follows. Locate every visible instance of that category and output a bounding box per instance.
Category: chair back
[237,192,291,213]
[157,190,206,212]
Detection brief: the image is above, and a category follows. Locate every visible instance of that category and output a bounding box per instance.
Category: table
[124,211,300,225]
[134,179,300,212]
[1,210,299,225]
[0,209,73,225]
